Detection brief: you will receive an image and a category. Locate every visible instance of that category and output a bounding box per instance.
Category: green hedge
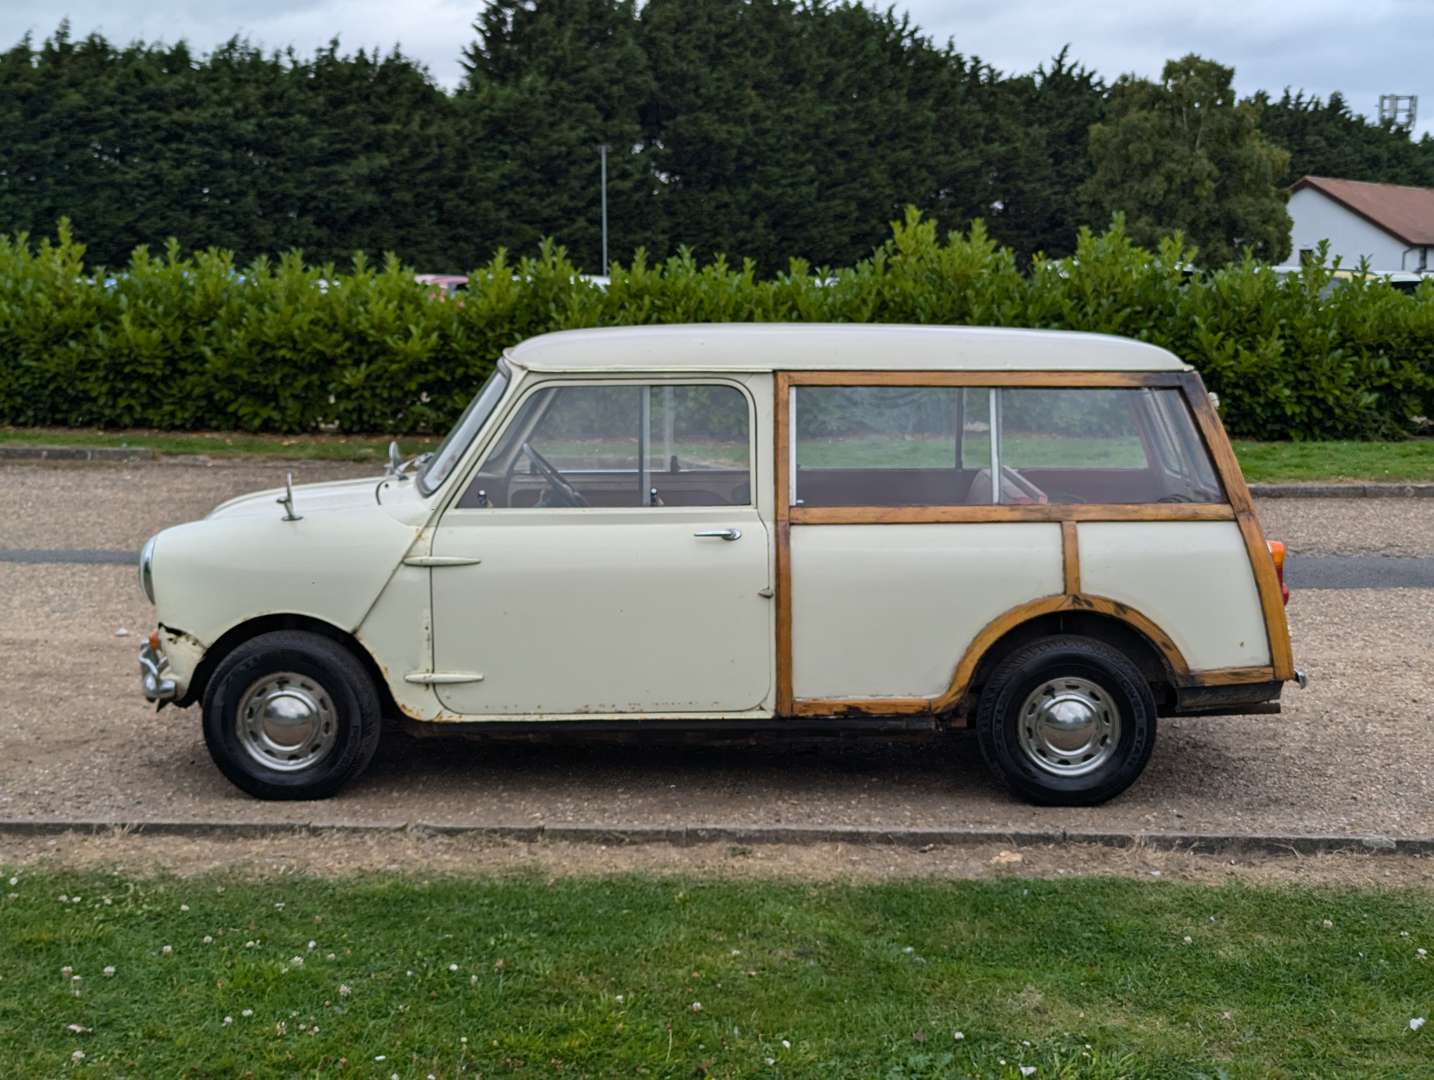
[2,214,1431,439]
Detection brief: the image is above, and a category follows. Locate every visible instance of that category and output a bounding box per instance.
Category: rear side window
[793,386,991,506]
[790,385,1221,507]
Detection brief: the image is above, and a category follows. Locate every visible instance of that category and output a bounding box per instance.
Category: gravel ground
[0,459,374,552]
[0,565,1429,838]
[3,831,1432,888]
[1258,497,1434,558]
[0,461,1431,842]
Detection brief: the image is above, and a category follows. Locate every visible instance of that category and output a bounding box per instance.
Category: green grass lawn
[4,427,1434,483]
[2,870,1430,1077]
[1232,439,1434,483]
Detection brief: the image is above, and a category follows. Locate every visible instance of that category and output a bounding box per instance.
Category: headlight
[139,535,157,603]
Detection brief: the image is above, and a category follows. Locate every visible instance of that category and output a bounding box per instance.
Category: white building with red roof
[1288,176,1434,273]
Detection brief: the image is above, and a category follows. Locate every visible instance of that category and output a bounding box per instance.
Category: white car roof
[505,323,1188,373]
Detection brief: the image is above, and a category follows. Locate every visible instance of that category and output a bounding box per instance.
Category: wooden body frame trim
[772,367,1296,720]
[1177,375,1296,682]
[788,503,1235,525]
[781,370,1187,388]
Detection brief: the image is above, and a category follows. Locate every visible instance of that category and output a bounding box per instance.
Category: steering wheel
[521,442,589,507]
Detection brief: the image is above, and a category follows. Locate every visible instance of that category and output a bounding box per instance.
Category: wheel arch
[943,594,1189,718]
[178,613,400,719]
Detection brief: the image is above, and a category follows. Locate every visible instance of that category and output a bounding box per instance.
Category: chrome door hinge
[403,672,485,685]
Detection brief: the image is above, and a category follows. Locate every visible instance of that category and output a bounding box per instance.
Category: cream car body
[138,324,1302,804]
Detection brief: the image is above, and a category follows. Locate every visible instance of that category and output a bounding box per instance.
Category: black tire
[201,630,383,800]
[974,635,1156,806]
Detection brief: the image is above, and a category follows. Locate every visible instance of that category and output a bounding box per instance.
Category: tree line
[2,3,1432,274]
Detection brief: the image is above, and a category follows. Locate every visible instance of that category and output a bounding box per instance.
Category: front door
[429,378,772,716]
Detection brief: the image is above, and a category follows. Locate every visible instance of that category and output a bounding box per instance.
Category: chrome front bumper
[140,641,178,703]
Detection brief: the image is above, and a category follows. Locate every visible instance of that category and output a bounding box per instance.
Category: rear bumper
[1167,679,1284,717]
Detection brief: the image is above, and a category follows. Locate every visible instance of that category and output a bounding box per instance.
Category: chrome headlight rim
[139,535,157,603]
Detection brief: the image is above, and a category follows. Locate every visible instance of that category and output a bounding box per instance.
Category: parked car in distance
[1269,265,1429,295]
[415,273,468,298]
[137,324,1303,805]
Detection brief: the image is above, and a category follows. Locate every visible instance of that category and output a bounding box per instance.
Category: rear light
[1267,540,1289,605]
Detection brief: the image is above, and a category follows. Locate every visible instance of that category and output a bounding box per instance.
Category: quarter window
[792,386,991,506]
[463,383,752,508]
[790,384,1221,506]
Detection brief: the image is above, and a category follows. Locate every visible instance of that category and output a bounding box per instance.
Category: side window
[997,388,1221,503]
[791,386,990,506]
[788,383,1222,507]
[1000,389,1147,470]
[1147,389,1223,497]
[463,383,751,509]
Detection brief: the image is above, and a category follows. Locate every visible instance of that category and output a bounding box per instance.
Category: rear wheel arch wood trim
[790,593,1194,718]
[931,592,1192,712]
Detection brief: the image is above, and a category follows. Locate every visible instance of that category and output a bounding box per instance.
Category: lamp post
[598,143,610,272]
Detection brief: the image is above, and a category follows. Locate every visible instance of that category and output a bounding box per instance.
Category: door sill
[400,715,940,738]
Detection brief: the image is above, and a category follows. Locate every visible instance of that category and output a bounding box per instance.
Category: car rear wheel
[201,630,382,800]
[974,635,1156,806]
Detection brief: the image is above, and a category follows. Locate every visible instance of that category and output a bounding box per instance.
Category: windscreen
[417,363,511,495]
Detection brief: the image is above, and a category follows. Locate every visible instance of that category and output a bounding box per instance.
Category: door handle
[693,528,742,541]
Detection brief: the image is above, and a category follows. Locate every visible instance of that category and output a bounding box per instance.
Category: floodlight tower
[1378,94,1418,133]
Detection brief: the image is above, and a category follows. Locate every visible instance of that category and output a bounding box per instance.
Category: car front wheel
[201,630,382,800]
[975,635,1157,806]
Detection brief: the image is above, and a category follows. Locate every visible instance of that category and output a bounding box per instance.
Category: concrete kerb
[0,818,1430,857]
[0,445,157,463]
[1248,482,1434,498]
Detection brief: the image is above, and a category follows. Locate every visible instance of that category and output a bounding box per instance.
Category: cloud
[903,0,1432,135]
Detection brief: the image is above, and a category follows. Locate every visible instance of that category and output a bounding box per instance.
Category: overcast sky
[3,1,1429,137]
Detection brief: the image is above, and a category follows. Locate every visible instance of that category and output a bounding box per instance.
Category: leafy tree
[638,0,994,272]
[1256,89,1434,189]
[11,14,1434,275]
[459,0,654,271]
[981,48,1107,260]
[1081,55,1291,265]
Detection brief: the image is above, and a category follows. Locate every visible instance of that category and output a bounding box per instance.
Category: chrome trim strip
[402,556,483,567]
[403,672,486,685]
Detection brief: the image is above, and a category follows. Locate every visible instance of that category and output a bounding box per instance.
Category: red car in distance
[414,274,468,299]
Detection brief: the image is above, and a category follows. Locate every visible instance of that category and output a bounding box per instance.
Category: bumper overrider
[137,534,178,704]
[140,637,178,704]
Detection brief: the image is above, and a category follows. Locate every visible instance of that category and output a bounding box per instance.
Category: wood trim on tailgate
[1181,373,1295,681]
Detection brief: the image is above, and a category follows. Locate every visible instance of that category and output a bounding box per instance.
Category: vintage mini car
[138,324,1304,805]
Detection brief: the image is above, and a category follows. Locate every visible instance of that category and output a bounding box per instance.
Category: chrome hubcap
[1016,676,1121,778]
[235,672,338,773]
